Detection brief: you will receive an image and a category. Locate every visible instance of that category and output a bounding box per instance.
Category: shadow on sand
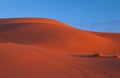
[71,53,120,58]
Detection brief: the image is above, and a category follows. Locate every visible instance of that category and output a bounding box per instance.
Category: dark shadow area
[0,23,27,32]
[71,54,118,58]
[71,54,98,58]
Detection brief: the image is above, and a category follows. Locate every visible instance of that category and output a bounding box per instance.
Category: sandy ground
[0,18,120,78]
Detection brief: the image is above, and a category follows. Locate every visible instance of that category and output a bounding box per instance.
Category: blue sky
[0,0,120,32]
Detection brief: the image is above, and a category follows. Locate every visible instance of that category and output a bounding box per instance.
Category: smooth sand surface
[0,18,120,78]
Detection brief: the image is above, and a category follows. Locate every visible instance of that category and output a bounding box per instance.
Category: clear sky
[0,0,120,32]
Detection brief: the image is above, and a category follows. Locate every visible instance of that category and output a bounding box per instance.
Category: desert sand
[0,18,120,78]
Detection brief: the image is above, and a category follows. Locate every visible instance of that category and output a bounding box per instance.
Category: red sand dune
[0,18,120,78]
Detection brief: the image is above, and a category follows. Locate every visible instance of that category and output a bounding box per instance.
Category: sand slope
[0,18,120,78]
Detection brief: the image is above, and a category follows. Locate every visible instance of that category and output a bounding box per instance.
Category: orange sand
[0,18,120,78]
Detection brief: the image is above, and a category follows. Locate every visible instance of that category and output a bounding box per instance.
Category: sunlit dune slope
[0,42,80,78]
[1,42,119,78]
[0,18,120,54]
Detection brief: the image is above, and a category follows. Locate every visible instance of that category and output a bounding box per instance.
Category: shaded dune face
[0,18,120,54]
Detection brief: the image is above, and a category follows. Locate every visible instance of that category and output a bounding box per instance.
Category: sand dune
[0,18,120,78]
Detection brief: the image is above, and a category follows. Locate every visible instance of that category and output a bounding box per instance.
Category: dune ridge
[0,18,120,78]
[0,18,119,54]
